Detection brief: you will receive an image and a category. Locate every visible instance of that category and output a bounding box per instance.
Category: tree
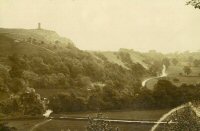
[172,58,178,66]
[31,57,50,75]
[183,66,192,76]
[164,105,200,131]
[8,78,26,93]
[187,0,200,9]
[193,59,200,67]
[153,80,177,108]
[188,56,194,64]
[8,54,28,78]
[162,58,170,69]
[0,123,17,131]
[76,75,91,88]
[149,60,162,76]
[19,92,45,115]
[87,113,117,131]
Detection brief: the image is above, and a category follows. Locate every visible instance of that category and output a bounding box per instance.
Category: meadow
[5,109,169,131]
[146,65,200,89]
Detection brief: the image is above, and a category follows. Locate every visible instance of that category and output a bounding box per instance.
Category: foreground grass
[35,119,155,131]
[5,119,43,131]
[4,109,168,131]
[53,109,169,121]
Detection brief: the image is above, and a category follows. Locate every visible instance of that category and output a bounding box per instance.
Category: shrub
[0,123,17,131]
[173,78,180,83]
[86,113,119,131]
[164,105,200,131]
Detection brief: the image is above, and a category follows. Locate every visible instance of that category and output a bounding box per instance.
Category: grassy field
[4,109,169,131]
[146,65,200,89]
[6,119,163,131]
[167,65,200,77]
[35,119,157,131]
[53,109,169,121]
[168,65,200,86]
[5,119,43,131]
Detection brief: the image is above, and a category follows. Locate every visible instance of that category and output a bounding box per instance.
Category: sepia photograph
[1,0,200,130]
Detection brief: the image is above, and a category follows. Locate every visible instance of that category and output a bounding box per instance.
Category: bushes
[152,80,200,108]
[164,106,200,131]
[87,113,119,131]
[47,80,200,113]
[0,123,16,131]
[173,78,180,83]
[0,92,45,116]
[48,93,87,113]
[19,92,45,115]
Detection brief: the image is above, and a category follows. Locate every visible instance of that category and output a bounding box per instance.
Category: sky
[0,0,200,53]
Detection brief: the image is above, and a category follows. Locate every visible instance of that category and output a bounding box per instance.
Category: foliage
[48,79,200,112]
[2,30,200,115]
[0,92,45,116]
[0,123,17,131]
[86,113,119,131]
[48,93,87,113]
[162,58,170,69]
[117,52,133,66]
[0,45,147,115]
[164,106,200,131]
[171,58,178,66]
[19,92,45,115]
[187,0,200,9]
[148,60,162,76]
[183,66,192,75]
[193,59,200,67]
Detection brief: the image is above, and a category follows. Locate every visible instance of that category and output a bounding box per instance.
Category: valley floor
[4,109,169,131]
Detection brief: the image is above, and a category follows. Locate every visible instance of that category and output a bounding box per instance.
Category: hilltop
[0,28,71,44]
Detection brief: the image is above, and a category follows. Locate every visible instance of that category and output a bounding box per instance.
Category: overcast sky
[0,0,200,53]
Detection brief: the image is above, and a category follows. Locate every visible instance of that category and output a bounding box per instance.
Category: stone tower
[38,23,41,30]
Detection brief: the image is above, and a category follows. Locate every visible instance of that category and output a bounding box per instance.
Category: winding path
[30,119,52,131]
[142,65,167,87]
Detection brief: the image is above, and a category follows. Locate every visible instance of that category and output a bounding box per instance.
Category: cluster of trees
[183,66,192,76]
[171,58,178,66]
[0,36,148,116]
[0,92,45,116]
[87,113,119,131]
[164,105,200,131]
[48,80,200,113]
[187,0,200,9]
[0,123,16,131]
[3,45,199,114]
[2,30,200,117]
[193,59,200,67]
[0,54,45,116]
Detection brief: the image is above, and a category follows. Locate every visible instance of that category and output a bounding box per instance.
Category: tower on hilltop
[38,22,41,30]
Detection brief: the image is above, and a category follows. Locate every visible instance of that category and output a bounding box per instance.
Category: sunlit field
[146,65,200,89]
